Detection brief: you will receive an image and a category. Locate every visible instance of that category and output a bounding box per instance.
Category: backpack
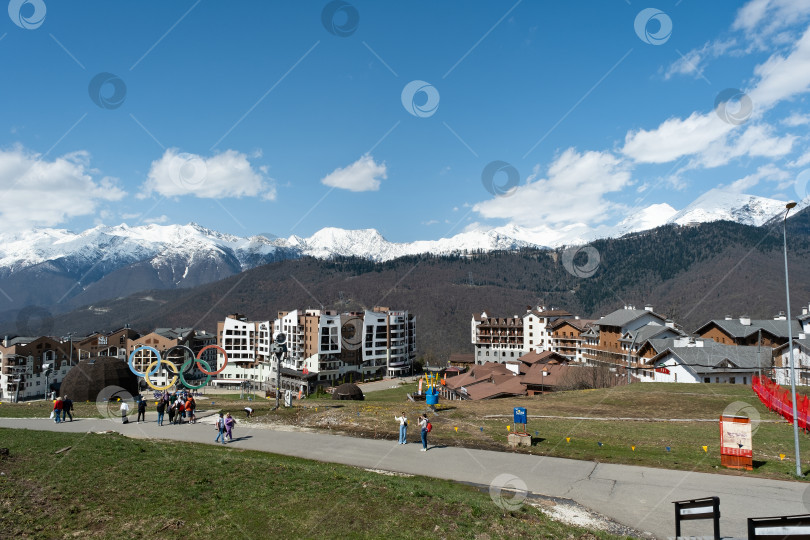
[426,422,432,433]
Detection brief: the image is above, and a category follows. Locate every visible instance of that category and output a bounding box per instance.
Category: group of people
[214,412,237,443]
[51,396,73,423]
[394,411,431,451]
[115,391,199,425]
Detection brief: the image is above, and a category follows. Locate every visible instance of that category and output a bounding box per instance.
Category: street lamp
[782,200,803,477]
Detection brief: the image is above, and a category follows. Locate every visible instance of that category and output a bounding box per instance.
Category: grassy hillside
[0,429,627,539]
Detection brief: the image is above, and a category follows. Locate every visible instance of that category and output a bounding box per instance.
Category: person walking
[224,412,236,442]
[214,413,226,444]
[62,395,73,422]
[136,397,147,423]
[395,411,408,444]
[186,395,196,424]
[418,414,429,451]
[156,397,166,426]
[119,399,130,424]
[52,397,63,424]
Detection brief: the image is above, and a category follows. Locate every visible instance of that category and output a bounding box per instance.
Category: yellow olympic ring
[143,359,178,391]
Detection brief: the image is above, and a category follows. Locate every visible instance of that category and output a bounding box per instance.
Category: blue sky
[3,0,810,243]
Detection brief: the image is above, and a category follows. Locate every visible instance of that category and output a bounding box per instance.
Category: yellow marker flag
[631,446,635,451]
[566,437,571,443]
[507,425,511,431]
[454,426,458,432]
[779,453,786,461]
[702,446,708,452]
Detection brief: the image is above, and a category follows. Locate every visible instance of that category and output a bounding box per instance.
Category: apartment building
[694,314,802,347]
[471,306,572,365]
[74,327,139,360]
[580,305,684,374]
[0,336,75,401]
[213,307,416,395]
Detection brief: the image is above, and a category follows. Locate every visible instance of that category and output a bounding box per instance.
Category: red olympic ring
[196,345,228,375]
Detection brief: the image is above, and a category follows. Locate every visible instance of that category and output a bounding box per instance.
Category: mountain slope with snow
[0,189,799,320]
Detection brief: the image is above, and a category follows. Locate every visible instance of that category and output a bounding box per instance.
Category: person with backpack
[418,414,430,451]
[215,413,226,444]
[61,395,73,422]
[156,397,166,426]
[395,411,408,444]
[177,401,186,424]
[186,396,196,424]
[136,397,147,423]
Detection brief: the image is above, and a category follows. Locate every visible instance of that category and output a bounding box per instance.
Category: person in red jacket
[52,397,63,424]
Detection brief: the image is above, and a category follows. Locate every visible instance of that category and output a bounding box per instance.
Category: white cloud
[748,25,810,110]
[733,0,810,42]
[697,123,796,168]
[782,112,810,126]
[0,146,125,232]
[140,148,275,200]
[473,149,631,229]
[787,149,810,167]
[728,164,790,191]
[664,39,736,80]
[621,112,734,164]
[320,154,387,192]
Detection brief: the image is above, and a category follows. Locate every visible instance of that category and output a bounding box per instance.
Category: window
[743,376,747,385]
[715,377,720,383]
[729,377,736,384]
[704,377,710,383]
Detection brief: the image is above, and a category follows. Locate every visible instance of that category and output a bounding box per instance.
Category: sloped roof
[524,309,572,318]
[649,339,767,373]
[620,324,684,344]
[694,319,802,340]
[154,328,195,340]
[773,337,810,354]
[548,318,595,331]
[517,350,570,365]
[448,353,475,364]
[597,308,666,329]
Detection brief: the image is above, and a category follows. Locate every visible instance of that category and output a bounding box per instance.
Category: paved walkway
[1,415,807,539]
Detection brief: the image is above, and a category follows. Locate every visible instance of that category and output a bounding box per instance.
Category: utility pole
[757,328,762,379]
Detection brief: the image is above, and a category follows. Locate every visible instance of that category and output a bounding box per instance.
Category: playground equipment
[423,372,440,407]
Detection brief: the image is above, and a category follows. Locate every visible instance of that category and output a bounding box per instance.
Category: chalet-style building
[645,337,765,384]
[581,305,683,374]
[549,318,595,363]
[772,337,810,387]
[694,315,802,348]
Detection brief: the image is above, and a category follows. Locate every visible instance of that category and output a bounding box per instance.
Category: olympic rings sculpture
[127,344,228,391]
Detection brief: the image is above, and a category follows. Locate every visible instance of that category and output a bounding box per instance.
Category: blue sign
[513,407,527,424]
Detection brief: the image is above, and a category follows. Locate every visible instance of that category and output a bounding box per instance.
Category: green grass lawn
[0,429,628,540]
[4,382,808,481]
[249,382,810,481]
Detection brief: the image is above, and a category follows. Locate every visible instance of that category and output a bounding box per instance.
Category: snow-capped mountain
[0,190,801,321]
[667,188,798,227]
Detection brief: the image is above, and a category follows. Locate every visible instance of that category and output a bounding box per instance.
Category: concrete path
[1,415,807,539]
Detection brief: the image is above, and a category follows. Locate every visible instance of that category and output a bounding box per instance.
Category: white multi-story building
[471,306,573,365]
[215,307,416,394]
